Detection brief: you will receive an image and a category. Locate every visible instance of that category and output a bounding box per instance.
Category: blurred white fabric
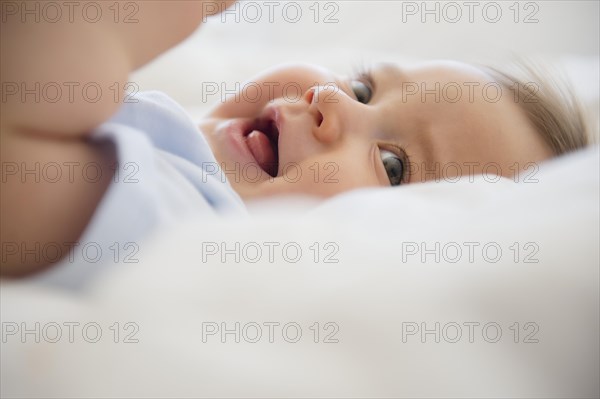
[2,146,598,398]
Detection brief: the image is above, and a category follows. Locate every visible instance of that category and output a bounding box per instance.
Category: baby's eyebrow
[372,63,408,88]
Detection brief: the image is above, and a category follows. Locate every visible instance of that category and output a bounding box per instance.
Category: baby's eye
[351,79,372,104]
[380,149,404,186]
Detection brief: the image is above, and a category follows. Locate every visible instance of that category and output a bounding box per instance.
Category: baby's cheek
[208,82,286,119]
[209,64,333,119]
[276,161,372,198]
[208,92,265,119]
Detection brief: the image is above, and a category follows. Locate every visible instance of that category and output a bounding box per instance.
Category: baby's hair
[482,61,591,156]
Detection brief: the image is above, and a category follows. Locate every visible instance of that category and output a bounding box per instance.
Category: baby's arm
[1,1,235,138]
[1,1,234,275]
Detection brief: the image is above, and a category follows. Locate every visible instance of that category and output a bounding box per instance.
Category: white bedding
[1,146,598,398]
[2,1,599,397]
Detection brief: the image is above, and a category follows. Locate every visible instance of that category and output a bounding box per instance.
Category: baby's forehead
[372,60,496,86]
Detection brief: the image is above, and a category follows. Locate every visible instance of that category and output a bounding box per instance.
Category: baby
[199,61,589,198]
[0,1,589,281]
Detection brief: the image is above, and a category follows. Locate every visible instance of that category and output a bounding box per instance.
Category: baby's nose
[303,87,323,126]
[304,85,343,144]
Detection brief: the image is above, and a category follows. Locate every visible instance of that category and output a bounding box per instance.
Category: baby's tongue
[246,130,276,176]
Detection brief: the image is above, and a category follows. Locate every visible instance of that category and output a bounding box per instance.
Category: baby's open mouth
[244,117,280,177]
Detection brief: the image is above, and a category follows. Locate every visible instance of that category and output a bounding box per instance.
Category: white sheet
[2,146,598,398]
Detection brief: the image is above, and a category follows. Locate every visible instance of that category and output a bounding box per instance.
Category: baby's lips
[246,130,277,177]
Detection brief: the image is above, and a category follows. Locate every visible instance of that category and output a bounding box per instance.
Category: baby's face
[199,61,552,200]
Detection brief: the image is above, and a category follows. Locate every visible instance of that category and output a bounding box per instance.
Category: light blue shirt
[34,91,246,290]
